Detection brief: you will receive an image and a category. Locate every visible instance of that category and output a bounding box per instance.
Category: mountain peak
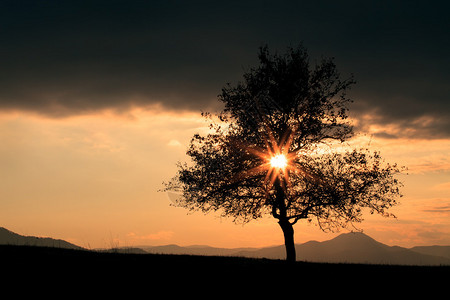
[330,231,379,243]
[312,232,392,260]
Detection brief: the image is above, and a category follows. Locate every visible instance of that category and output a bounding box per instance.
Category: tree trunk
[273,177,296,262]
[279,218,296,262]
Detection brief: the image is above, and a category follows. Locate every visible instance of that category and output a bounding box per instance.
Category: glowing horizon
[0,110,449,249]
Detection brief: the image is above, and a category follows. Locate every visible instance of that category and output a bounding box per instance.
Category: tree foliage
[163,45,403,259]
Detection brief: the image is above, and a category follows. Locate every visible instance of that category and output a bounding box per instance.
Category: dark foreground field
[1,244,448,295]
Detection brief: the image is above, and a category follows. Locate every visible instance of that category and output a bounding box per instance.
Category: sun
[230,124,306,190]
[270,154,288,169]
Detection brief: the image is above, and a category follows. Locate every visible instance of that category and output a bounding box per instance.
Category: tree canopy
[164,45,403,261]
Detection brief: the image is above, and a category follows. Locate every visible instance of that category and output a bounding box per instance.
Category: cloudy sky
[1,0,449,248]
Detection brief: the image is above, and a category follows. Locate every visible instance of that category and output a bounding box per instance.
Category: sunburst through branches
[232,125,307,194]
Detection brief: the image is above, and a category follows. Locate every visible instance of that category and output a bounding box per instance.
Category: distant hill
[410,245,450,260]
[0,227,83,250]
[141,232,450,266]
[294,233,450,266]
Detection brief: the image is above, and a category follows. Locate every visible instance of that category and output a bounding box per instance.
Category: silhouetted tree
[164,45,403,262]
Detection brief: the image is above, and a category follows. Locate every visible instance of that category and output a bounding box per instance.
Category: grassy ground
[1,244,448,295]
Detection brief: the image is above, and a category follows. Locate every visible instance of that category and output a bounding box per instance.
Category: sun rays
[231,124,305,193]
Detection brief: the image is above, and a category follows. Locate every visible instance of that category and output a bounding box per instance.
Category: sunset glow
[0,1,449,251]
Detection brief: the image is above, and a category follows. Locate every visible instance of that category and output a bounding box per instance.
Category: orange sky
[1,107,449,249]
[1,1,449,250]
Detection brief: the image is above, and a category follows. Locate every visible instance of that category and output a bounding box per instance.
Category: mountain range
[140,232,450,266]
[1,226,449,266]
[0,227,83,250]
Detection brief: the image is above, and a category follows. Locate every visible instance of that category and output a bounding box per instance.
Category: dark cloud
[0,1,449,136]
